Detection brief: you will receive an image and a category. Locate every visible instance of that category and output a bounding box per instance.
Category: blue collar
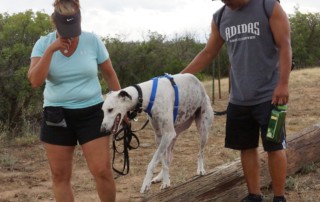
[144,73,179,122]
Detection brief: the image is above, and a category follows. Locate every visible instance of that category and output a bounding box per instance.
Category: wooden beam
[143,123,320,202]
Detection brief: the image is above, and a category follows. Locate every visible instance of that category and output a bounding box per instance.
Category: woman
[28,0,118,201]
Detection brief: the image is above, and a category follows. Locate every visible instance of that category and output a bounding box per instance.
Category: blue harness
[144,73,179,122]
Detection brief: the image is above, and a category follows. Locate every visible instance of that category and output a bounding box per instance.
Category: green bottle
[266,105,288,143]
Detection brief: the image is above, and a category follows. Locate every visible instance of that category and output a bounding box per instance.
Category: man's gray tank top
[213,0,278,106]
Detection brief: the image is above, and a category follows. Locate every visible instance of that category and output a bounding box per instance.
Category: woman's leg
[44,143,75,202]
[81,136,116,202]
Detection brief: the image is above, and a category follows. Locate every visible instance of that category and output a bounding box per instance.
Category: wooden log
[286,123,320,174]
[143,123,320,202]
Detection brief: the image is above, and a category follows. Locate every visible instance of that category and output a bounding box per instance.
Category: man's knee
[267,149,287,160]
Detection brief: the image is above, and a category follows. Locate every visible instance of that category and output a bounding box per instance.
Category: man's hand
[272,84,289,105]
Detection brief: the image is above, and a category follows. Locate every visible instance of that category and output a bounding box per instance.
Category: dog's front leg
[151,153,171,190]
[159,135,176,189]
[140,149,162,193]
[159,153,170,190]
[151,163,163,184]
[140,132,174,193]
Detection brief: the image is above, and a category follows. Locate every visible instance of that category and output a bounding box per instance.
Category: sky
[0,0,319,42]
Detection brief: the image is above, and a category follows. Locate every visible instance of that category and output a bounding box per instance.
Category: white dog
[101,73,214,193]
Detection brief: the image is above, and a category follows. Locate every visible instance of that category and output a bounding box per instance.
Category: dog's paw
[160,182,171,190]
[140,184,151,193]
[197,169,206,176]
[152,178,162,184]
[151,174,163,184]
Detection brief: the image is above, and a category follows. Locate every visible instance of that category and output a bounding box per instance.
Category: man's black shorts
[41,102,110,146]
[225,101,287,151]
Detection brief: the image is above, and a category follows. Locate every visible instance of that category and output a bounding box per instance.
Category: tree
[103,31,209,88]
[289,9,320,68]
[0,11,53,138]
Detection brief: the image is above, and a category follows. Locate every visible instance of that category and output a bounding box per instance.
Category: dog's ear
[118,90,132,100]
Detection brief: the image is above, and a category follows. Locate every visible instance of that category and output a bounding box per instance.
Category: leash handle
[112,138,129,175]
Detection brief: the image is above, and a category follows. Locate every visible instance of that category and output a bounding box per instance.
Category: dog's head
[101,90,133,134]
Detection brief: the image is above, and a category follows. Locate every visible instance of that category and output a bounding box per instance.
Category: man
[181,0,291,202]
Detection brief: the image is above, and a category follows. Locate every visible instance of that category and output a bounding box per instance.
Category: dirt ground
[0,68,319,202]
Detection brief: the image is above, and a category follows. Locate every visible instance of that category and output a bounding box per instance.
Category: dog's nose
[100,126,111,135]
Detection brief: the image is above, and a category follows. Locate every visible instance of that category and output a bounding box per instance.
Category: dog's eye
[108,108,113,113]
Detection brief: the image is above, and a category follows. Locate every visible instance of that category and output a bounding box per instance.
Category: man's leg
[241,148,261,195]
[225,103,263,201]
[268,149,287,196]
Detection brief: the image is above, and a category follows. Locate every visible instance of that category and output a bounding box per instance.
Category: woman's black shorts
[225,101,287,152]
[41,102,110,146]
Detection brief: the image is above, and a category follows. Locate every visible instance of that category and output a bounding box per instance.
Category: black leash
[213,110,227,116]
[112,122,140,176]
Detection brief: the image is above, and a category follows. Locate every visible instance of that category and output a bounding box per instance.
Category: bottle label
[266,107,286,143]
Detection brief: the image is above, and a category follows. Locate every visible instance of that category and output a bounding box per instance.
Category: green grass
[0,152,17,169]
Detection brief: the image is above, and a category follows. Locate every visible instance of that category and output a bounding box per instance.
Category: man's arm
[181,19,225,74]
[269,1,292,105]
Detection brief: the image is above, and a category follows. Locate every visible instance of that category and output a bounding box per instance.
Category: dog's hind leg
[195,97,214,176]
[140,131,176,193]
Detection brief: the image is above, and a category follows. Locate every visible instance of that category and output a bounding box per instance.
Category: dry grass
[0,67,319,202]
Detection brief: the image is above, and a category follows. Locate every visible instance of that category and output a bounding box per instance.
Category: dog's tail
[213,110,227,116]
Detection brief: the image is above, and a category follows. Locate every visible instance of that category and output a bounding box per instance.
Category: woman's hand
[49,37,73,53]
